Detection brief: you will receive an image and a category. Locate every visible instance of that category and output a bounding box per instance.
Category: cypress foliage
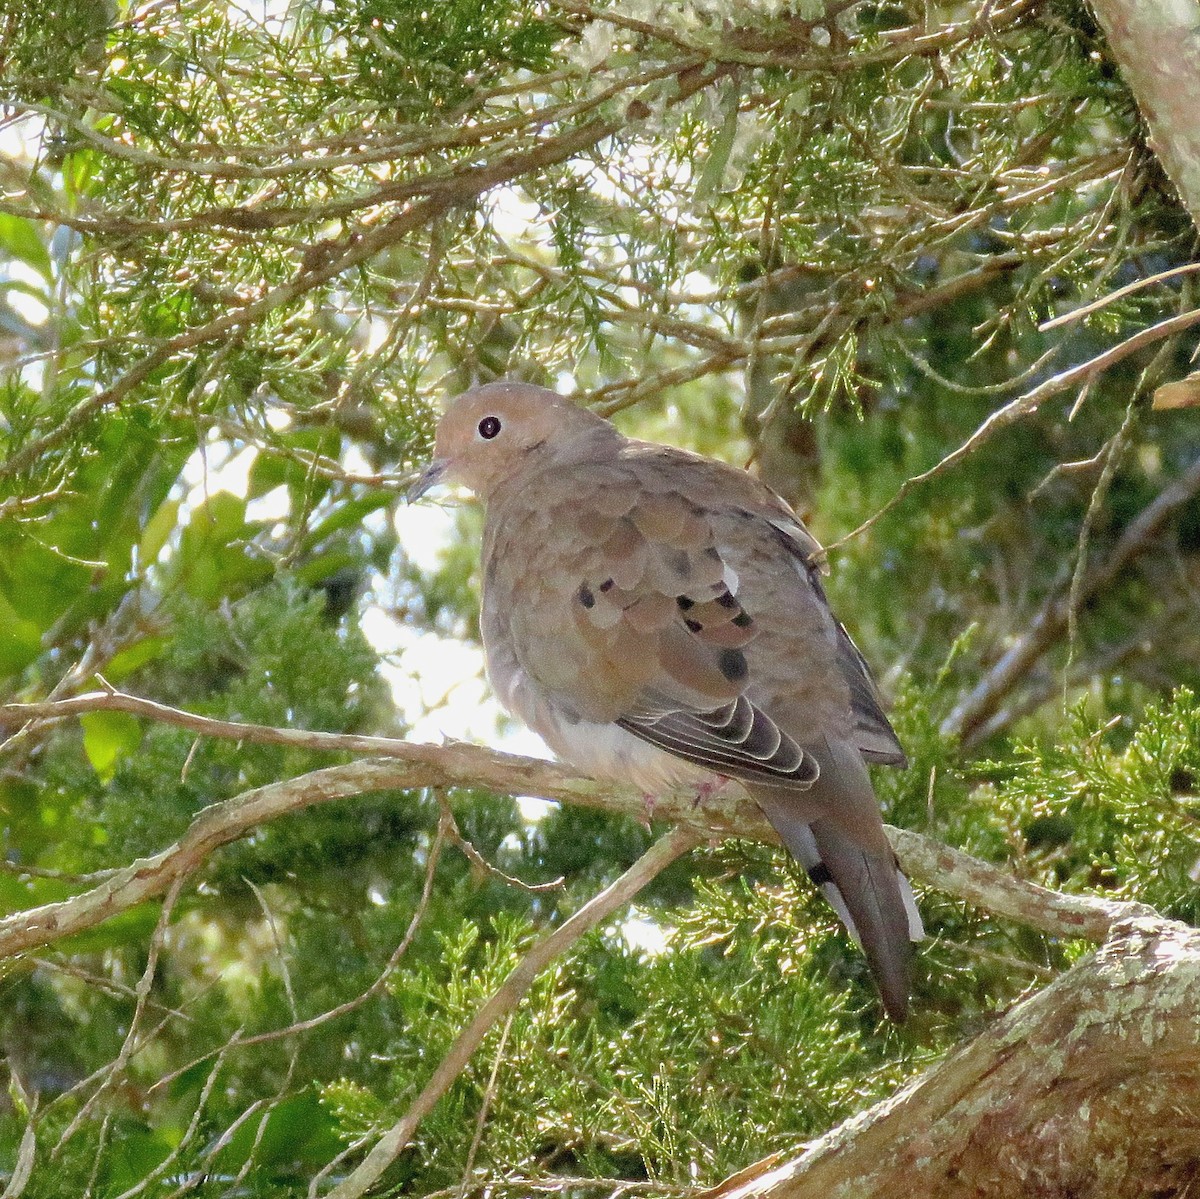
[1,1,1199,1193]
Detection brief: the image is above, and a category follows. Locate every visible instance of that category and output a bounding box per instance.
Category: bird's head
[408,381,616,501]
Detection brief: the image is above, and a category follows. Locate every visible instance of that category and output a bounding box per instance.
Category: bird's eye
[477,416,502,440]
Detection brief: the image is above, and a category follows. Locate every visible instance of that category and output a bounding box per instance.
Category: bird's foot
[640,792,657,830]
[692,775,732,809]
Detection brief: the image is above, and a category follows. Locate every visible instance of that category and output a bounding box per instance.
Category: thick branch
[1088,0,1200,229]
[710,917,1200,1199]
[0,691,1158,964]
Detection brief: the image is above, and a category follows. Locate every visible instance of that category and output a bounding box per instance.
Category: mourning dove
[409,381,923,1019]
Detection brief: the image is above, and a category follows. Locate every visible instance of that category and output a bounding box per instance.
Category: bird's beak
[407,459,447,503]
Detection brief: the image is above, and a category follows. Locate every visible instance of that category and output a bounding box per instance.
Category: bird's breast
[539,710,715,794]
[483,629,711,793]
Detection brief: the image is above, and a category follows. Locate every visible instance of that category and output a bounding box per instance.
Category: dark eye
[477,415,501,440]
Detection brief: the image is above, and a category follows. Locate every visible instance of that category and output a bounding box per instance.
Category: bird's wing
[763,513,908,767]
[483,457,818,787]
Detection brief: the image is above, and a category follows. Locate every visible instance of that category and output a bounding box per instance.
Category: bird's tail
[750,743,922,1021]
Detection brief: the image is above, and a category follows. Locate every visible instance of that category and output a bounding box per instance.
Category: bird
[408,380,923,1019]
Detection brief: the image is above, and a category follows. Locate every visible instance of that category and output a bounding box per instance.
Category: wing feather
[767,518,907,767]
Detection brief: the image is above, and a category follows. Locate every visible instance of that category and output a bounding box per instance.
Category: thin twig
[830,304,1200,550]
[109,1047,231,1199]
[458,1012,516,1199]
[0,98,654,483]
[320,824,702,1199]
[144,809,450,1099]
[942,449,1200,741]
[962,595,1192,746]
[1065,397,1140,662]
[1039,261,1200,332]
[439,796,565,895]
[53,874,188,1155]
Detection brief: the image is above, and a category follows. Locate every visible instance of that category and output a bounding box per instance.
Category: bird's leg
[693,774,732,808]
[640,791,658,830]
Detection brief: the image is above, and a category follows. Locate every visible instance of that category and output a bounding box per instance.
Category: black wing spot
[715,591,738,609]
[578,585,595,609]
[684,618,703,634]
[676,595,695,611]
[718,648,748,682]
[599,578,615,593]
[732,612,753,629]
[807,862,833,886]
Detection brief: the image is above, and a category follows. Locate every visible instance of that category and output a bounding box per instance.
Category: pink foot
[640,791,657,829]
[693,775,732,808]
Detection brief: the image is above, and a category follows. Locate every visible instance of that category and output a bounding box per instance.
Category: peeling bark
[1089,0,1200,228]
[707,917,1200,1199]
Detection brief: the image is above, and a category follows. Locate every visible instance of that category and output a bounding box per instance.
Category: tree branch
[960,593,1194,745]
[1,106,628,482]
[0,690,1160,966]
[2,48,739,484]
[942,448,1200,742]
[833,302,1200,552]
[319,824,701,1199]
[707,917,1200,1199]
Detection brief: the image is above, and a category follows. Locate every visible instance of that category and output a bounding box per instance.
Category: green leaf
[695,87,741,204]
[0,213,52,279]
[80,710,142,781]
[0,587,44,678]
[210,1089,342,1172]
[0,871,39,917]
[300,491,393,550]
[0,278,50,304]
[173,491,270,601]
[247,429,340,499]
[104,635,169,681]
[293,550,360,587]
[62,146,98,196]
[101,1124,175,1192]
[138,496,180,568]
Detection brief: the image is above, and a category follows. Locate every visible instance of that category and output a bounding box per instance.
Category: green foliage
[0,0,111,96]
[3,0,1200,1193]
[332,0,557,112]
[989,691,1200,922]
